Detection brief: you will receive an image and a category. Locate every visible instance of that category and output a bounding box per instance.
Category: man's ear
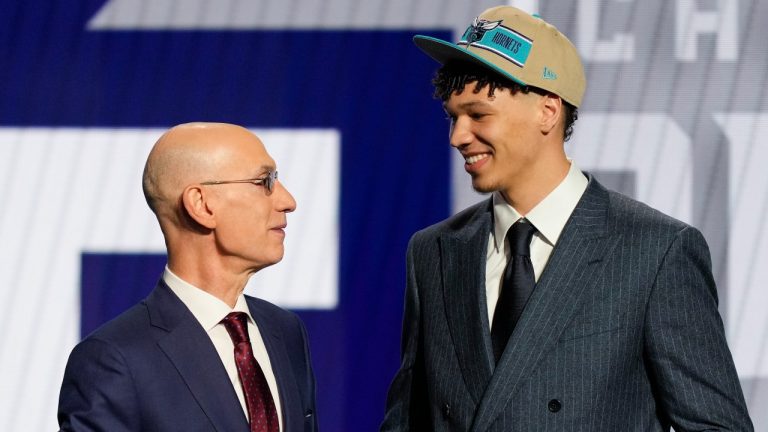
[181,184,217,229]
[540,93,563,137]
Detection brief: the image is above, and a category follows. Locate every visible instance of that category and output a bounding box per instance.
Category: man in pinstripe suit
[381,6,752,431]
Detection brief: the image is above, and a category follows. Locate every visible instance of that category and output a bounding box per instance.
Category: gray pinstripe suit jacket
[381,176,752,431]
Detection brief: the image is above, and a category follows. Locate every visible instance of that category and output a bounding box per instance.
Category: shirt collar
[163,266,252,331]
[492,161,588,250]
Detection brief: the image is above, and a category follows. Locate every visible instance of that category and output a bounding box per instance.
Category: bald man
[58,123,318,432]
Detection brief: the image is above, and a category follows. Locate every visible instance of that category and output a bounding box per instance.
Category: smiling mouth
[465,154,490,165]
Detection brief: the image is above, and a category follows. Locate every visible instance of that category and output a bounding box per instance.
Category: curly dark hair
[432,62,578,142]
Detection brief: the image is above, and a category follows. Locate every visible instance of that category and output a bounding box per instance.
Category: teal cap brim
[413,35,528,88]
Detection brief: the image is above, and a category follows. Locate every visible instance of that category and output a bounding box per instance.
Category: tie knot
[221,312,251,345]
[506,220,537,256]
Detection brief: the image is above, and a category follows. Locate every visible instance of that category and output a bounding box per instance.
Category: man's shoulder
[62,300,157,378]
[77,301,153,350]
[603,187,691,235]
[73,282,178,354]
[411,198,491,243]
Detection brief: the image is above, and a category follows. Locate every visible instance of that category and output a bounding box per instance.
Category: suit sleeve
[381,237,429,432]
[58,338,141,432]
[644,226,753,431]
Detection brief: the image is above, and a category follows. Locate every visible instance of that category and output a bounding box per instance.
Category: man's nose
[449,117,472,149]
[273,180,297,213]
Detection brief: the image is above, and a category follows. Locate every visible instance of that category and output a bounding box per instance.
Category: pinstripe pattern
[382,176,752,431]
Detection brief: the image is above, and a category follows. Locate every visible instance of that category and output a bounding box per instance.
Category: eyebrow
[443,100,493,113]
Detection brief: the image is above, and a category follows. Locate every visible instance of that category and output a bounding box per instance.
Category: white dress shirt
[163,267,283,431]
[485,162,589,326]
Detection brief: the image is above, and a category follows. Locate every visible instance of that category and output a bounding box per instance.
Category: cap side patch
[459,24,532,67]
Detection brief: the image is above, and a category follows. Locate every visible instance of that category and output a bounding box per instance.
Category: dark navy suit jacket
[58,281,317,431]
[382,176,752,431]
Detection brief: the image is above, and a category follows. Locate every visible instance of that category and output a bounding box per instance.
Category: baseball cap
[413,6,586,107]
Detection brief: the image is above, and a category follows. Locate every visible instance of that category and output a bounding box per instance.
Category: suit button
[548,399,561,413]
[442,403,451,418]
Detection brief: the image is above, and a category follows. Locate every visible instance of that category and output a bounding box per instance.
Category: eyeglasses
[200,170,278,194]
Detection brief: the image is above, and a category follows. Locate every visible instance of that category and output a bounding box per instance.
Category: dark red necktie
[221,312,279,432]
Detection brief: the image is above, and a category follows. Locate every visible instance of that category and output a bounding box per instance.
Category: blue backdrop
[10,1,767,430]
[1,1,451,430]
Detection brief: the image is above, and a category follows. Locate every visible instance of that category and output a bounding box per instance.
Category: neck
[167,250,251,308]
[501,155,570,215]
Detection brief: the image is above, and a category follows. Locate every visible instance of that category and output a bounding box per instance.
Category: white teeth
[465,154,489,165]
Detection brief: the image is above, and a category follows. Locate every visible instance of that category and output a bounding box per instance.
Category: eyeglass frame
[199,170,278,194]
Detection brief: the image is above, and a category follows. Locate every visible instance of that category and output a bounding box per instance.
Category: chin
[273,248,286,263]
[265,249,284,265]
[251,249,285,271]
[471,178,500,194]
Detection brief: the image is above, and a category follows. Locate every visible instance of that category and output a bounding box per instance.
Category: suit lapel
[471,179,621,432]
[248,301,303,432]
[147,283,249,432]
[441,201,495,404]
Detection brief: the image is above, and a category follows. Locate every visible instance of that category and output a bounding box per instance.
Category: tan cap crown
[414,6,586,107]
